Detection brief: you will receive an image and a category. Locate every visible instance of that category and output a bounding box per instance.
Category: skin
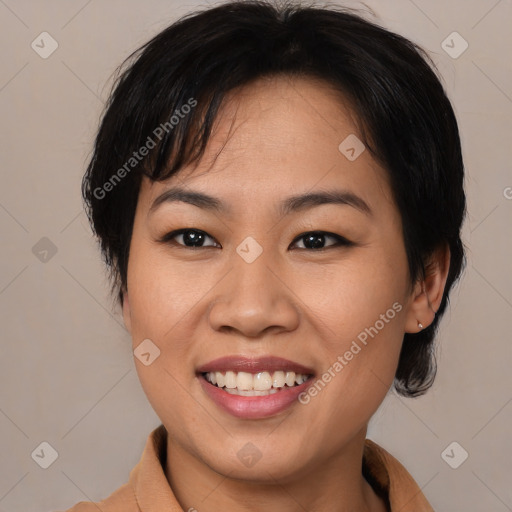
[122,75,450,512]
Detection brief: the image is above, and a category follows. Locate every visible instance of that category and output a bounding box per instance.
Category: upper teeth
[205,371,310,391]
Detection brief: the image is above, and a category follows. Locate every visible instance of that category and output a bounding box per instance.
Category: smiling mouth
[201,370,314,396]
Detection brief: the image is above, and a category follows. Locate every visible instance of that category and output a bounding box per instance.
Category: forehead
[141,75,393,213]
[197,75,361,163]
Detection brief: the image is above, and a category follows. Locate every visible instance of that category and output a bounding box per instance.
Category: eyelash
[158,228,354,251]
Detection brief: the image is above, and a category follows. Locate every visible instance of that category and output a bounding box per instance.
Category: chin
[214,456,308,484]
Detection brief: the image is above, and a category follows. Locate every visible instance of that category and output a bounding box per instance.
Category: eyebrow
[149,186,372,217]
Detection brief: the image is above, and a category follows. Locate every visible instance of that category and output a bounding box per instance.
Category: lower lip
[198,374,314,419]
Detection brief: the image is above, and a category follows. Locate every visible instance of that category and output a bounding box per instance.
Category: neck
[165,427,387,512]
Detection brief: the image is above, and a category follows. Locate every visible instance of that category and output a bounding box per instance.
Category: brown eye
[159,229,220,248]
[290,231,353,250]
[158,228,352,251]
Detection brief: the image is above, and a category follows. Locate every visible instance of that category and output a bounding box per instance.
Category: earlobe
[404,244,451,333]
[122,289,132,334]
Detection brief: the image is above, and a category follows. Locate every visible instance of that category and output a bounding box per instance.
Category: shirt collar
[129,424,434,512]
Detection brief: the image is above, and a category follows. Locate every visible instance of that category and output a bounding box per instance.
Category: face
[122,76,425,482]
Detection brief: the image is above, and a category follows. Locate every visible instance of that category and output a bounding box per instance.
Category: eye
[158,228,220,248]
[290,231,353,250]
[158,228,353,250]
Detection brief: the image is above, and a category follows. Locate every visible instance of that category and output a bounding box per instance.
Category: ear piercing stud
[417,321,424,330]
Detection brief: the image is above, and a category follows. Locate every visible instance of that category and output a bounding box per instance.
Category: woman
[63,1,466,510]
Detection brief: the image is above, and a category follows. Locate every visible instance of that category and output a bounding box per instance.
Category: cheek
[126,243,206,426]
[296,244,408,410]
[300,309,405,447]
[126,241,203,340]
[125,239,221,408]
[300,245,408,342]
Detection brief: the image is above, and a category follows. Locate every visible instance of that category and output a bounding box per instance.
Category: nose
[207,244,300,338]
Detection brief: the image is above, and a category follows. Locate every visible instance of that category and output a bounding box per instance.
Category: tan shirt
[60,424,434,512]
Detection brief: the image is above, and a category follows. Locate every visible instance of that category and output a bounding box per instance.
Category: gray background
[1,0,511,511]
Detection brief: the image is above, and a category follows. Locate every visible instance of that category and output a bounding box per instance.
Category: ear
[404,243,451,333]
[122,288,132,334]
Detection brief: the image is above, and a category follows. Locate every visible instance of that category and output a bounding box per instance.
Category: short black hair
[82,0,466,397]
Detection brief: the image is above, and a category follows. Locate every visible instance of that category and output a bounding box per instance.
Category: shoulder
[58,482,139,512]
[56,424,167,512]
[364,439,435,512]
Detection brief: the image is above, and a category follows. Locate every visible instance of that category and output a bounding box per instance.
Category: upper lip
[196,356,315,375]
